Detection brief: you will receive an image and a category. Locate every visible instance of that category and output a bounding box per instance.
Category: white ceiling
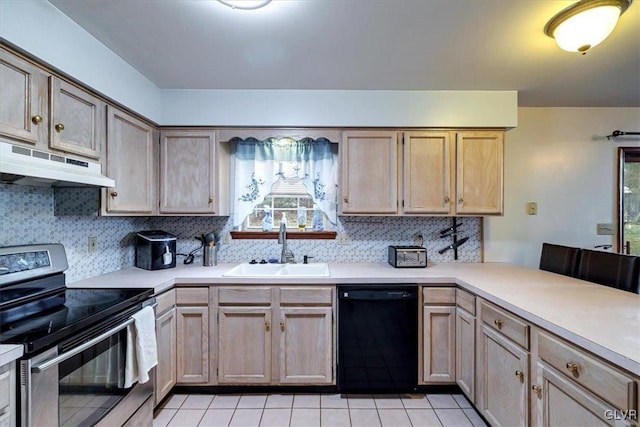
[48,0,640,107]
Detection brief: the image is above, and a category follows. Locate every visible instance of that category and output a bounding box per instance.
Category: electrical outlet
[597,223,614,235]
[222,231,232,244]
[526,201,538,215]
[88,236,97,253]
[337,232,351,245]
[413,233,424,245]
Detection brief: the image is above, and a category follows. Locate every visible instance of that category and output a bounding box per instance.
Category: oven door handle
[31,317,134,373]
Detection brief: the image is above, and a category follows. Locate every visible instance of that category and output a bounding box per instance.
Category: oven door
[20,318,135,427]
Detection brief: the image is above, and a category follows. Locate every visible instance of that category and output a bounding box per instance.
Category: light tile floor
[153,393,488,427]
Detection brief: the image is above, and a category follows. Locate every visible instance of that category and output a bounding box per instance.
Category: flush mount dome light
[217,0,271,10]
[544,0,632,54]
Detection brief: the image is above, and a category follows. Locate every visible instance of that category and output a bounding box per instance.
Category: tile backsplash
[1,184,482,283]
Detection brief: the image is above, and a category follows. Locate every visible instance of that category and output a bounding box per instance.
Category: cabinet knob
[280,321,285,331]
[208,196,213,204]
[494,319,503,329]
[343,197,348,203]
[532,385,542,395]
[31,115,43,125]
[265,321,271,331]
[458,198,464,204]
[54,123,65,132]
[110,191,118,197]
[566,362,579,374]
[515,370,524,381]
[444,196,450,204]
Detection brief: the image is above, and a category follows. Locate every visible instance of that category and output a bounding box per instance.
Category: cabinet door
[218,307,272,384]
[49,77,104,159]
[155,308,176,405]
[279,307,333,384]
[0,49,48,145]
[105,106,157,214]
[532,361,625,427]
[176,306,209,384]
[403,131,452,214]
[455,131,504,214]
[456,307,475,402]
[340,131,398,214]
[159,130,217,214]
[423,305,456,383]
[477,323,529,427]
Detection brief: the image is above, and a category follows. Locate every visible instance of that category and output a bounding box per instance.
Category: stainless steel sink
[223,262,330,277]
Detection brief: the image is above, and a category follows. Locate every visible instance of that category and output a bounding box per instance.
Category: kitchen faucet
[278,222,295,263]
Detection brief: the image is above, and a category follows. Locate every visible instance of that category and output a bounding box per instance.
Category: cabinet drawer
[537,330,637,411]
[0,368,9,410]
[155,289,176,315]
[176,287,209,305]
[423,287,455,305]
[456,288,475,315]
[218,287,272,305]
[280,287,333,305]
[480,300,529,350]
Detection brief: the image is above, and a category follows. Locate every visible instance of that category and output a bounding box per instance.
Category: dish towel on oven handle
[124,306,158,388]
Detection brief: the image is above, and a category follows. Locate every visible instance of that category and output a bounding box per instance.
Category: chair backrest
[576,249,640,294]
[539,243,581,277]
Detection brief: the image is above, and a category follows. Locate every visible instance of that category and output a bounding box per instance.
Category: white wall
[0,0,162,123]
[160,89,517,127]
[484,107,640,267]
[0,1,517,128]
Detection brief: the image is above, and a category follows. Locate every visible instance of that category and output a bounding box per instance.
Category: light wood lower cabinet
[176,288,209,384]
[421,286,456,384]
[216,286,334,386]
[531,329,638,427]
[154,289,176,406]
[279,307,333,384]
[456,304,476,402]
[476,299,531,427]
[218,307,272,384]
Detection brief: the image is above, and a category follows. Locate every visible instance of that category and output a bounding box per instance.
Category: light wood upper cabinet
[456,131,504,214]
[104,106,157,214]
[340,131,399,214]
[159,130,218,214]
[403,132,452,214]
[0,48,48,146]
[49,77,104,159]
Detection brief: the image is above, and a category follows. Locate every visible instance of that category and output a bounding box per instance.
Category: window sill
[230,231,337,240]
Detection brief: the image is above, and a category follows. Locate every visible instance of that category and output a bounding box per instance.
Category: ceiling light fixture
[544,0,632,54]
[216,0,271,10]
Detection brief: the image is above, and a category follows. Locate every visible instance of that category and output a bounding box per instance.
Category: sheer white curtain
[232,137,338,227]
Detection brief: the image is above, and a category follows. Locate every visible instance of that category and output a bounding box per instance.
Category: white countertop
[69,262,640,377]
[0,344,23,366]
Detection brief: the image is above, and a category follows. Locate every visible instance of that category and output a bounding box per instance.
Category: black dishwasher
[337,285,418,393]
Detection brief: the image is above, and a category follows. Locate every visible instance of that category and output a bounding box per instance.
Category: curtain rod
[607,130,640,140]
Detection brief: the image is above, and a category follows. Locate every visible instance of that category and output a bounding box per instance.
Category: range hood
[0,141,115,188]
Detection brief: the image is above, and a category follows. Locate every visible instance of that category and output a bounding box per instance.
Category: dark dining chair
[539,243,581,277]
[576,249,640,294]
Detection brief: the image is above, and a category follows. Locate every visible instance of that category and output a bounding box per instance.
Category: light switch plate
[596,223,614,235]
[526,202,537,215]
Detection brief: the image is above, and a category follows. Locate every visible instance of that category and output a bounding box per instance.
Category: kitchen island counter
[69,262,640,377]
